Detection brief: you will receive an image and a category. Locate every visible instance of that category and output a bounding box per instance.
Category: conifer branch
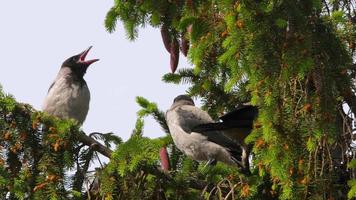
[80,131,212,191]
[144,165,212,191]
[78,132,113,158]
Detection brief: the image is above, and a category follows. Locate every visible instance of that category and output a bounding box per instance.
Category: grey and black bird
[166,95,253,174]
[192,104,258,171]
[42,46,99,124]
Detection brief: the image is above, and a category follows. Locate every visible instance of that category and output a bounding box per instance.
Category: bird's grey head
[62,46,99,78]
[173,95,195,106]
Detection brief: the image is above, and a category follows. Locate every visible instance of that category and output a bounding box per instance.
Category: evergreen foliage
[0,86,120,199]
[0,0,355,199]
[98,97,247,199]
[104,0,356,199]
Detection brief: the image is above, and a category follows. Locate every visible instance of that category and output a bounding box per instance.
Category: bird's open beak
[79,46,99,65]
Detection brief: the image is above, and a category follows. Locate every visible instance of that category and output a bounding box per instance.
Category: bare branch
[77,132,113,158]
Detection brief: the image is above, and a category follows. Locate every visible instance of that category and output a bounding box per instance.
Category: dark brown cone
[170,38,179,73]
[161,25,171,53]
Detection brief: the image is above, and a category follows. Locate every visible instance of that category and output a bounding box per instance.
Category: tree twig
[322,0,330,15]
[77,131,113,158]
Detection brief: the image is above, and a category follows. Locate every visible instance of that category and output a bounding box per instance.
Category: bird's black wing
[220,105,258,122]
[192,105,258,135]
[176,105,243,157]
[192,105,258,144]
[193,128,244,163]
[192,120,252,132]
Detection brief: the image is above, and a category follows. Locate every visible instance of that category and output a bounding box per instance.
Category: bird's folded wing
[219,105,258,122]
[175,105,214,133]
[190,105,257,138]
[192,120,253,132]
[191,105,258,144]
[176,105,243,152]
[192,123,252,144]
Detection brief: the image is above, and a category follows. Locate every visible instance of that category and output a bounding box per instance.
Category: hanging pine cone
[170,38,179,73]
[161,25,171,53]
[159,146,170,172]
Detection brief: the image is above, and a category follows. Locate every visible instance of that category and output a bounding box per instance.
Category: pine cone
[170,38,179,73]
[159,146,170,172]
[161,25,171,53]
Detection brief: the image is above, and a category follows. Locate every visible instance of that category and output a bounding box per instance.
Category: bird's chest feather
[42,77,90,123]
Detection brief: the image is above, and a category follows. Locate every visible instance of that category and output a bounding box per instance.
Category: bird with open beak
[166,95,251,174]
[42,46,99,124]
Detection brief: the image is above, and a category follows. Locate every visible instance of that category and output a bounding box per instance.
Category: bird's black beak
[78,46,99,66]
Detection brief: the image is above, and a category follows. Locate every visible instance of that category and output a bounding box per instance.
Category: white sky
[0,1,192,141]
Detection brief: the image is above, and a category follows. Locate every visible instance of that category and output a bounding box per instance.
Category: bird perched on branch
[166,95,255,174]
[42,46,99,124]
[192,104,258,171]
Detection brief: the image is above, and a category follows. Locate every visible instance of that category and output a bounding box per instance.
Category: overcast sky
[0,1,192,141]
